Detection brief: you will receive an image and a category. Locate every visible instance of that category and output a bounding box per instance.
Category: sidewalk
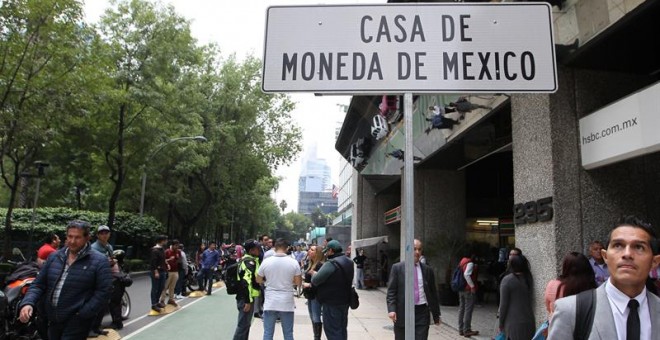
[248,287,498,340]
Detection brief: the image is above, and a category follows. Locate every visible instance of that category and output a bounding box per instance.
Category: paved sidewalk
[248,287,498,340]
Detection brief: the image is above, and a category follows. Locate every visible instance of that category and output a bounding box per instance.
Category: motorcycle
[111,250,132,321]
[0,261,43,340]
[185,260,199,291]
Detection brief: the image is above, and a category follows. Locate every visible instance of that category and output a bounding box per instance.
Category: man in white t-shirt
[257,238,302,340]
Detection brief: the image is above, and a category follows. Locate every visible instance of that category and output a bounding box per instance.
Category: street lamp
[24,161,49,259]
[139,135,207,216]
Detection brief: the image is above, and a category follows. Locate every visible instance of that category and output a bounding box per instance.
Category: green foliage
[1,0,304,250]
[125,259,147,272]
[0,207,163,239]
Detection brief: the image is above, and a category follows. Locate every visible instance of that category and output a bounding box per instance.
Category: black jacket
[386,261,441,327]
[313,253,354,306]
[20,244,112,323]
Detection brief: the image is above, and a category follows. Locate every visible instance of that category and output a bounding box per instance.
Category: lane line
[123,286,225,339]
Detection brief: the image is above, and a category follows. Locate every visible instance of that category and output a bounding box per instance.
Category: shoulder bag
[330,260,359,309]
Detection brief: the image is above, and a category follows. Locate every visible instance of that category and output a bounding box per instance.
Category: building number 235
[513,197,553,224]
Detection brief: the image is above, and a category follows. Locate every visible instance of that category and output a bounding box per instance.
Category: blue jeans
[232,299,254,340]
[175,268,186,295]
[322,304,349,340]
[355,267,365,289]
[198,268,213,294]
[307,298,322,323]
[262,310,294,340]
[150,270,167,306]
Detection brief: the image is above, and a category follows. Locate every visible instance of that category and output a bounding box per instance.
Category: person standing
[18,220,112,339]
[160,240,181,307]
[90,225,121,334]
[549,215,660,339]
[198,241,220,295]
[588,240,610,286]
[312,240,354,340]
[457,254,479,337]
[353,248,367,289]
[174,243,189,299]
[232,240,261,340]
[380,249,389,287]
[386,239,441,340]
[499,255,536,340]
[257,238,303,340]
[543,252,596,318]
[302,245,325,340]
[36,233,60,267]
[149,235,168,312]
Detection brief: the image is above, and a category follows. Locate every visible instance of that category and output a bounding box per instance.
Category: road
[110,274,235,338]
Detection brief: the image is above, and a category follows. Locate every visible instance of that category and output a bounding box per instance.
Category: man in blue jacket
[198,241,220,295]
[19,220,112,339]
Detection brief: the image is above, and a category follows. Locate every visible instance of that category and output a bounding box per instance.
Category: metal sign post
[403,92,415,337]
[262,4,557,339]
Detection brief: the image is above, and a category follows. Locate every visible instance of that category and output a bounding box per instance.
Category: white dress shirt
[605,279,651,340]
[415,264,427,305]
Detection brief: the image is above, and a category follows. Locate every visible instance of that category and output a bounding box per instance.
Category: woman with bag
[302,245,325,340]
[498,255,535,340]
[529,252,596,340]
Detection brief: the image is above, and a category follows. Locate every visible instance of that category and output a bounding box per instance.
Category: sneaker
[151,305,162,313]
[174,294,183,300]
[93,329,109,336]
[157,302,166,308]
[167,299,178,307]
[254,312,263,319]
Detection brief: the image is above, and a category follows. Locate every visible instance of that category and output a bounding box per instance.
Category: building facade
[336,0,660,322]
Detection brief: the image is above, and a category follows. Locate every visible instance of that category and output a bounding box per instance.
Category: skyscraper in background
[298,144,337,215]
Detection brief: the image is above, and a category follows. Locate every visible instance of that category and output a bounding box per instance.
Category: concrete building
[335,0,660,322]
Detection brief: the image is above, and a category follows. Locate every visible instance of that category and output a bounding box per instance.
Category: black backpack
[223,260,241,295]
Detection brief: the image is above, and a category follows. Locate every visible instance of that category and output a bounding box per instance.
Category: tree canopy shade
[0,0,303,256]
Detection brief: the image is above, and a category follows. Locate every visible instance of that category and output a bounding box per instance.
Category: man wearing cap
[232,239,261,340]
[18,220,112,339]
[312,240,354,340]
[90,225,119,334]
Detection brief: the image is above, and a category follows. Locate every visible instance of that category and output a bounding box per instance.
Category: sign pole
[403,92,415,339]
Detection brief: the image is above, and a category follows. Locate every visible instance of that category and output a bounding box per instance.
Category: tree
[92,0,205,228]
[283,212,312,240]
[0,0,92,257]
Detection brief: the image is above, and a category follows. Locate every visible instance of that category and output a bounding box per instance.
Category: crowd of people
[12,213,660,340]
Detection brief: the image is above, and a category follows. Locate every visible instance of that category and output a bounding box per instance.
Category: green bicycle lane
[123,288,239,339]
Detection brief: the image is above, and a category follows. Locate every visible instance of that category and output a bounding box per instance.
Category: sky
[84,0,383,212]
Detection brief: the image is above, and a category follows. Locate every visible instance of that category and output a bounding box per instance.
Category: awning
[352,236,388,249]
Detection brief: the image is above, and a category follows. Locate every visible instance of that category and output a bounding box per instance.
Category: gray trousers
[458,291,476,333]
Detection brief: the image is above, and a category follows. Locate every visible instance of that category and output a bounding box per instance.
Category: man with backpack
[457,253,479,338]
[549,216,660,340]
[232,239,261,340]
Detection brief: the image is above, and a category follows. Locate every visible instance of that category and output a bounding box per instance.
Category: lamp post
[139,135,207,216]
[26,161,49,259]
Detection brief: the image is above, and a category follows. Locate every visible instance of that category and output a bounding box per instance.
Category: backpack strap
[573,288,596,340]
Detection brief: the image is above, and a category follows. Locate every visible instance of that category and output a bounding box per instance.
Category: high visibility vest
[239,255,260,302]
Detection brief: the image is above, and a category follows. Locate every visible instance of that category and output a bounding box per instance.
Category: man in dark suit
[549,216,660,340]
[386,239,441,340]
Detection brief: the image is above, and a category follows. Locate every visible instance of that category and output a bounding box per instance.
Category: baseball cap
[323,240,342,254]
[97,225,111,233]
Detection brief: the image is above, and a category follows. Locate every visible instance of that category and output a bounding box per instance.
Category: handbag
[531,320,549,340]
[330,260,360,309]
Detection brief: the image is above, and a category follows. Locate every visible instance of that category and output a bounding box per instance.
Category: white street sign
[262,3,557,94]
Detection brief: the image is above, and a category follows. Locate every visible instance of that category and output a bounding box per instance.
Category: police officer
[232,240,261,340]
